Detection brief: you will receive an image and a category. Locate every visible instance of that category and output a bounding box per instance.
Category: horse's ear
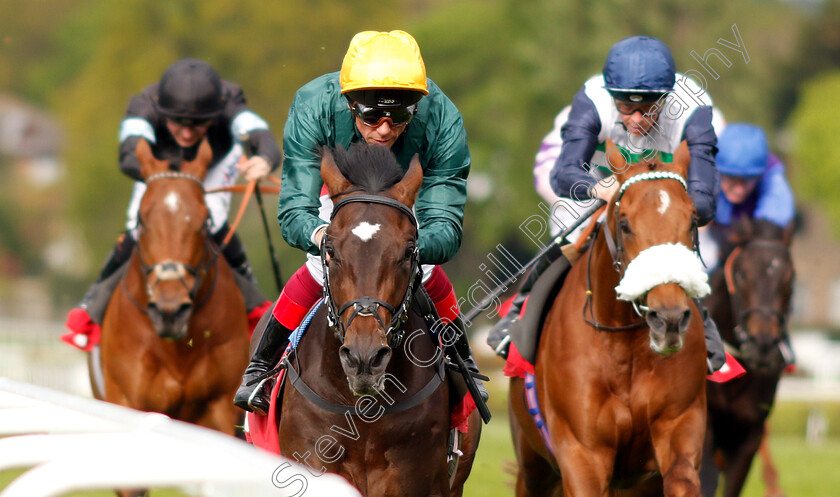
[390,154,424,208]
[136,138,167,179]
[727,216,753,245]
[605,138,631,183]
[782,221,796,247]
[670,140,690,179]
[180,139,212,181]
[321,147,353,197]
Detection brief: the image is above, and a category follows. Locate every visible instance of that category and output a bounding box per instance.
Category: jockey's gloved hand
[237,155,271,182]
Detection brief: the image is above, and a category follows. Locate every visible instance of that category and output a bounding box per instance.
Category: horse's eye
[619,218,632,234]
[325,244,336,259]
[403,245,416,261]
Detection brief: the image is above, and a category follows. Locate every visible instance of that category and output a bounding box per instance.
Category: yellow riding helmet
[340,30,429,105]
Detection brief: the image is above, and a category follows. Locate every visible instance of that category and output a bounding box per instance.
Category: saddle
[505,255,572,376]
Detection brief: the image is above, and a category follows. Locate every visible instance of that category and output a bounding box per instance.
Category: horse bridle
[722,241,790,356]
[603,171,700,276]
[321,194,422,347]
[127,171,220,314]
[585,171,701,329]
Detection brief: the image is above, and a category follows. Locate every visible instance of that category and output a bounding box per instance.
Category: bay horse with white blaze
[97,139,250,495]
[275,145,480,496]
[700,218,794,497]
[509,139,709,496]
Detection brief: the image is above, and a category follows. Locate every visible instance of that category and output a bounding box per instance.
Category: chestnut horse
[97,139,250,495]
[510,140,709,496]
[276,145,480,496]
[700,218,794,497]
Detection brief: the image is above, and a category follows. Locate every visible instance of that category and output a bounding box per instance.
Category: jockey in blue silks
[698,123,795,271]
[698,122,797,368]
[716,123,794,228]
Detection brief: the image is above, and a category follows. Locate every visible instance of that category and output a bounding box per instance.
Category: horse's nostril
[369,346,392,372]
[175,302,192,319]
[646,310,664,331]
[339,346,359,369]
[680,309,692,332]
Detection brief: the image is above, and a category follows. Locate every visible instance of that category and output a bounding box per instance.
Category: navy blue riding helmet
[603,36,676,103]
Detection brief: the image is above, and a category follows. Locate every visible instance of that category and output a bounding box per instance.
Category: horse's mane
[330,143,405,194]
[731,217,787,245]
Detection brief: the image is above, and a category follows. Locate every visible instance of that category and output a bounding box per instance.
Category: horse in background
[700,218,795,497]
[97,139,250,495]
[509,139,709,496]
[274,145,480,496]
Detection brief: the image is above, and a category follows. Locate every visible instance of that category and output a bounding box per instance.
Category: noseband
[723,241,790,357]
[603,171,699,276]
[584,171,700,330]
[321,194,421,347]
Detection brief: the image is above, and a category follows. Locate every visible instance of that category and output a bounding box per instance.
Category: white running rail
[0,378,360,497]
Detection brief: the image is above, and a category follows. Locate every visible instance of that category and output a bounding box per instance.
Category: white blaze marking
[164,191,180,213]
[352,222,381,242]
[658,190,670,215]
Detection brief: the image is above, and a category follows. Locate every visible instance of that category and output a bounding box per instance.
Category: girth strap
[283,355,445,415]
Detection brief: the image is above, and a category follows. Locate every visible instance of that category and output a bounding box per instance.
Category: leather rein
[722,241,790,357]
[321,194,422,348]
[281,193,444,415]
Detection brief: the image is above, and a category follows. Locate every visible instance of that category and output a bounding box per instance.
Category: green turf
[3,396,837,496]
[462,411,840,497]
[0,469,188,497]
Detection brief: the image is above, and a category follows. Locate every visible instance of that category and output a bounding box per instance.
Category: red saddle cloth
[504,344,744,383]
[499,297,745,383]
[245,354,477,454]
[61,300,271,352]
[245,364,286,454]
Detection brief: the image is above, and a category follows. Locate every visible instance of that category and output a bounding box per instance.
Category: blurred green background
[2,0,840,496]
[4,0,840,310]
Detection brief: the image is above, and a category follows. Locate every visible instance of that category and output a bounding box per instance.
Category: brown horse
[509,140,709,496]
[700,218,794,497]
[97,139,250,495]
[276,145,480,496]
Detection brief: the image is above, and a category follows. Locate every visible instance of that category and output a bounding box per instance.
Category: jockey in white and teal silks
[488,36,729,374]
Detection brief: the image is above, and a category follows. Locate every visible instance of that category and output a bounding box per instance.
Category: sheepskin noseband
[614,242,710,301]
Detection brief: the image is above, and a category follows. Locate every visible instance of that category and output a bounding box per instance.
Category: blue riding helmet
[716,123,769,177]
[603,36,676,103]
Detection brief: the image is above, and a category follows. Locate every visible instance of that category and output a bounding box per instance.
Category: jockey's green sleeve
[277,72,471,265]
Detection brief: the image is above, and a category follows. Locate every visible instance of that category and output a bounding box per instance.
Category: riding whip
[461,199,606,324]
[239,132,284,293]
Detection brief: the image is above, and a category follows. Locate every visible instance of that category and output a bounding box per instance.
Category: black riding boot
[486,243,567,359]
[212,224,257,283]
[449,315,489,403]
[212,225,268,312]
[77,233,136,319]
[233,313,293,415]
[696,298,726,373]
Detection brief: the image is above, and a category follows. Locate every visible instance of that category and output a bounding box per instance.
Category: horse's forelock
[330,143,404,194]
[731,218,786,246]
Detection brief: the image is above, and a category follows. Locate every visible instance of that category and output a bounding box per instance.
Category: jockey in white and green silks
[488,36,729,374]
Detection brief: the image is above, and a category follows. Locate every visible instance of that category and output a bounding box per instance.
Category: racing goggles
[350,101,417,127]
[166,116,215,128]
[614,99,663,118]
